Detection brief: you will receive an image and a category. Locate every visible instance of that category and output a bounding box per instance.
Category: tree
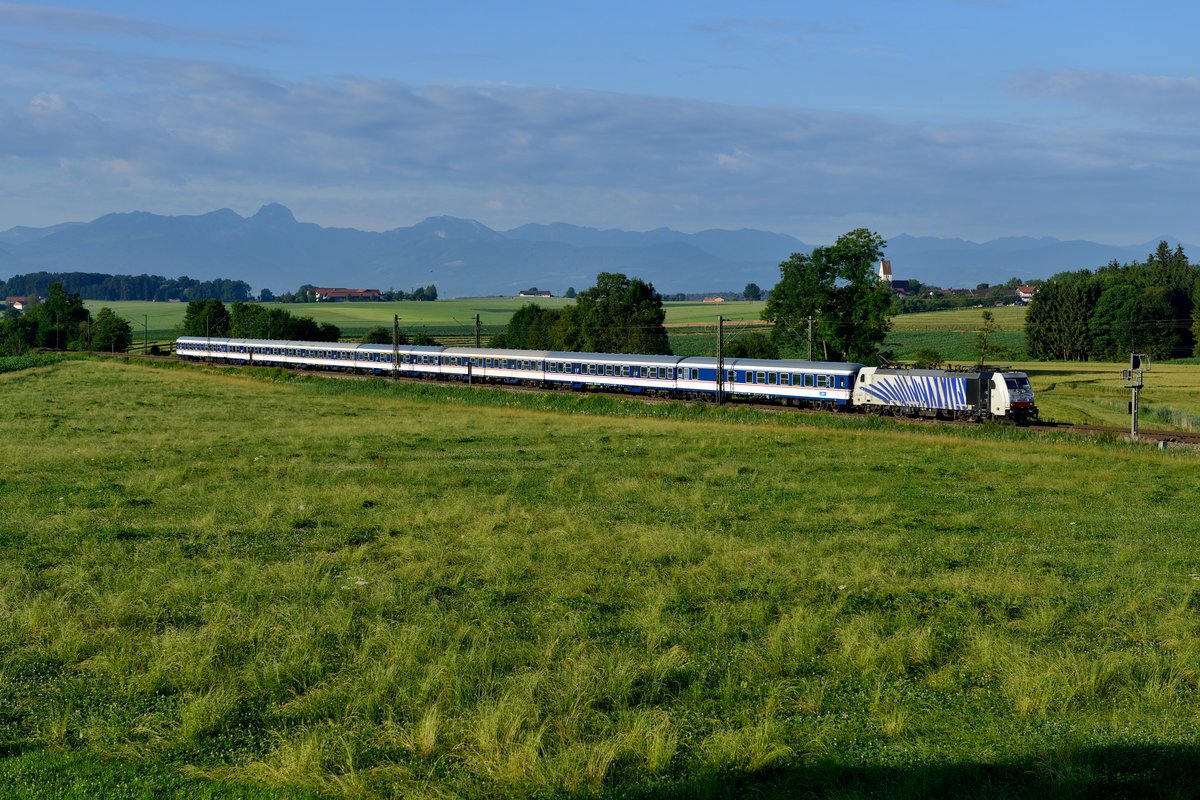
[90,307,133,352]
[259,288,276,302]
[559,272,671,354]
[913,348,943,368]
[564,287,576,299]
[762,229,892,364]
[181,299,230,337]
[362,325,401,345]
[743,282,763,301]
[1024,271,1098,360]
[1193,272,1200,357]
[26,283,90,349]
[0,314,35,356]
[724,331,777,359]
[974,310,1006,368]
[490,303,563,349]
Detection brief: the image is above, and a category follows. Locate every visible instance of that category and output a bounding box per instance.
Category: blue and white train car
[721,358,863,406]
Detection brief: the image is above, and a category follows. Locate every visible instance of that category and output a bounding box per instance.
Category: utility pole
[1123,353,1149,440]
[392,314,400,380]
[474,314,481,347]
[806,316,814,361]
[716,315,724,405]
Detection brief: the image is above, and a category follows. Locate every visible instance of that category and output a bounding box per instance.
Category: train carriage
[722,358,862,406]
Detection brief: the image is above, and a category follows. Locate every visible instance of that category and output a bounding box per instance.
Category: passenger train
[175,336,1038,423]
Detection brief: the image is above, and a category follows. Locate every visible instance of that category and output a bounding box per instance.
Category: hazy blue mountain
[884,234,1191,287]
[0,205,1191,297]
[0,221,81,246]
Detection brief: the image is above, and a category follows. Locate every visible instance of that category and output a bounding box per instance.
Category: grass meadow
[2,358,1200,798]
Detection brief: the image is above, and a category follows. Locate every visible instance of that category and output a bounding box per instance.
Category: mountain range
[0,204,1190,297]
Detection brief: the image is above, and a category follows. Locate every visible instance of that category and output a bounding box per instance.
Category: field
[1023,360,1200,431]
[2,358,1199,798]
[86,299,769,345]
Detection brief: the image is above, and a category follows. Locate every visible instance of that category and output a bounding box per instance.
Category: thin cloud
[0,2,283,44]
[1008,69,1200,121]
[0,54,1197,240]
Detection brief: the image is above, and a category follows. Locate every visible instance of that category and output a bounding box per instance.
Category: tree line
[1,283,133,355]
[179,300,341,342]
[1025,242,1198,361]
[0,272,252,303]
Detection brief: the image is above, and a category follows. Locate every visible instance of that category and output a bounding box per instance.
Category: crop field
[2,358,1199,798]
[86,299,769,343]
[1023,360,1200,431]
[891,306,1027,333]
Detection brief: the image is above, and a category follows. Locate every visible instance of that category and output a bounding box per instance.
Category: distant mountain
[0,205,1191,296]
[884,234,1192,288]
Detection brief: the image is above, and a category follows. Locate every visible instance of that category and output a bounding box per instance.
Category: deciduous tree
[181,299,230,337]
[90,307,133,352]
[762,229,892,363]
[560,273,671,354]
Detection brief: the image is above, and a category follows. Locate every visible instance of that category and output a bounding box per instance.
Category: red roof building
[307,287,381,302]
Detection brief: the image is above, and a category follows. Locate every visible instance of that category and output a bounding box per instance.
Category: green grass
[2,358,1200,798]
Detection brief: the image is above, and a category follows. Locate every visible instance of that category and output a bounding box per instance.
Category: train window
[756,372,766,384]
[727,370,736,383]
[768,373,778,385]
[621,366,630,377]
[804,374,814,387]
[817,375,830,388]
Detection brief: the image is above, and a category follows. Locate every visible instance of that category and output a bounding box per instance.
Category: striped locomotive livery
[857,371,971,412]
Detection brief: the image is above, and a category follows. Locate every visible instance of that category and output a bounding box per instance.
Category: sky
[1,0,1198,244]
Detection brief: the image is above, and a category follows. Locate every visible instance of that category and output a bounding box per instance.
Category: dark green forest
[0,272,252,302]
[1025,242,1198,361]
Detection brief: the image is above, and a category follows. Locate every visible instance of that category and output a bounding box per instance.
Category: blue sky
[1,1,1197,244]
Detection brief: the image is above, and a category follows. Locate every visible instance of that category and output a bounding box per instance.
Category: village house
[4,295,36,311]
[306,287,381,302]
